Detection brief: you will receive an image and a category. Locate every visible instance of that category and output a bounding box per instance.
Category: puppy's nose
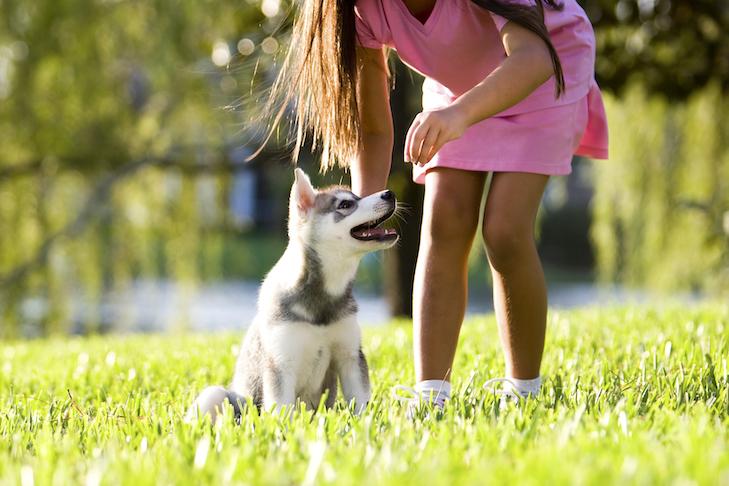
[381,190,395,202]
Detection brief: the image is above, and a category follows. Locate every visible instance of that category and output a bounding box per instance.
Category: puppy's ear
[291,168,316,216]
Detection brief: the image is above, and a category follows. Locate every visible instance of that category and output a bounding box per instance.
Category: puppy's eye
[338,200,354,210]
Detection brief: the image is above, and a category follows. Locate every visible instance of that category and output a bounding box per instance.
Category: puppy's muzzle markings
[350,191,398,242]
[186,169,398,423]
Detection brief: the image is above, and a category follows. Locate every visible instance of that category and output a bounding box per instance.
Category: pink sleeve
[354,5,383,49]
[488,0,538,31]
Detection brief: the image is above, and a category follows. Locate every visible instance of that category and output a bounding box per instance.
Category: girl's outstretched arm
[405,22,554,165]
[351,46,394,197]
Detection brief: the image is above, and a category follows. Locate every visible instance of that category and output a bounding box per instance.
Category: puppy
[186,169,398,422]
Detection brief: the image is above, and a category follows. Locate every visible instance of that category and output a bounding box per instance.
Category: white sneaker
[392,385,448,419]
[482,378,537,409]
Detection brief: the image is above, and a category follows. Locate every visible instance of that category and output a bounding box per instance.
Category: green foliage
[0,0,294,336]
[591,85,729,293]
[1,306,728,484]
[585,0,729,98]
[0,0,273,169]
[3,0,729,337]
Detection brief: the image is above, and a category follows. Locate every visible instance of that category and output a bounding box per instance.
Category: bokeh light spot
[220,75,238,93]
[237,38,255,56]
[261,0,280,18]
[261,37,279,55]
[211,40,231,67]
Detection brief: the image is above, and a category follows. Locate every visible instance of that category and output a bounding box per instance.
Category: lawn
[1,305,728,485]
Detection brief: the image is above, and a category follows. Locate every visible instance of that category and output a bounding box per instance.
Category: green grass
[2,306,728,485]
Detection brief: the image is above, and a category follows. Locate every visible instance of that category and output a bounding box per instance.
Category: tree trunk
[384,61,424,318]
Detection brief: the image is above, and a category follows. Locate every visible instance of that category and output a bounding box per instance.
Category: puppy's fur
[186,169,398,421]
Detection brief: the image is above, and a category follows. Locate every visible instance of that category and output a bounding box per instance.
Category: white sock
[415,380,451,405]
[508,376,542,397]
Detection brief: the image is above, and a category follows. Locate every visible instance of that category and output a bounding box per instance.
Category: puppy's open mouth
[350,207,399,242]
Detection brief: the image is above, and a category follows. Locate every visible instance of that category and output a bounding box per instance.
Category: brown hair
[266,0,564,171]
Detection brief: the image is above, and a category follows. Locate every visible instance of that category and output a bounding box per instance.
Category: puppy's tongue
[352,227,397,239]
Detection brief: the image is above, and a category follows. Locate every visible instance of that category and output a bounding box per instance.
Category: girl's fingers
[409,124,429,164]
[404,116,422,163]
[425,134,446,163]
[416,127,439,165]
[432,130,455,161]
[411,125,430,165]
[410,124,428,164]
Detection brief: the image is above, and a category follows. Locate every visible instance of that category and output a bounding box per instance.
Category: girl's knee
[421,168,485,248]
[423,196,480,245]
[482,218,534,271]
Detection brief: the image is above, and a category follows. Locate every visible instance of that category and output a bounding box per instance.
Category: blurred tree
[383,62,424,318]
[584,0,729,97]
[0,0,280,173]
[2,0,728,336]
[592,86,729,294]
[0,0,288,336]
[584,0,729,294]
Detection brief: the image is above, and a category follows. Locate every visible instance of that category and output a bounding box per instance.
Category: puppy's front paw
[185,385,230,425]
[349,397,369,416]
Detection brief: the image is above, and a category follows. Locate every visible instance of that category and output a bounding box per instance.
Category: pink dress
[354,0,609,183]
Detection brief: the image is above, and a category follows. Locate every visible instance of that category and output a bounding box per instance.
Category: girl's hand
[404,105,469,166]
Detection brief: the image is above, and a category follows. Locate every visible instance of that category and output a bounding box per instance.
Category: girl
[268,0,609,409]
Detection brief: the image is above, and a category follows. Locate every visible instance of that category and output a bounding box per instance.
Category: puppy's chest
[280,325,340,389]
[278,287,356,326]
[270,247,358,326]
[272,320,355,377]
[278,322,349,362]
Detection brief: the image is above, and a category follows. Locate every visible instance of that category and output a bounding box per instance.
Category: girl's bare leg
[482,172,549,379]
[414,167,487,382]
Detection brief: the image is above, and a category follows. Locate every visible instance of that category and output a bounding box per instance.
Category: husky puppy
[187,169,398,422]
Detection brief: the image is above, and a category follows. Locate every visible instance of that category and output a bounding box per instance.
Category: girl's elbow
[512,45,553,85]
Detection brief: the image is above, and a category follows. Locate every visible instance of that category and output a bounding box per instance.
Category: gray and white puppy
[186,168,398,422]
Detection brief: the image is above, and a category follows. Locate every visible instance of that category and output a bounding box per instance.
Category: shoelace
[482,377,526,403]
[392,384,448,408]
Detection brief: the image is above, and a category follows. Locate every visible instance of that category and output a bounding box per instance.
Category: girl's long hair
[267,0,565,171]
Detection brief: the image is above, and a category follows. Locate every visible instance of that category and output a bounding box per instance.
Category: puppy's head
[289,168,399,252]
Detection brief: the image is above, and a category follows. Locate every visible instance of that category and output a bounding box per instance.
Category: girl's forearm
[451,47,553,127]
[351,131,393,196]
[403,23,557,164]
